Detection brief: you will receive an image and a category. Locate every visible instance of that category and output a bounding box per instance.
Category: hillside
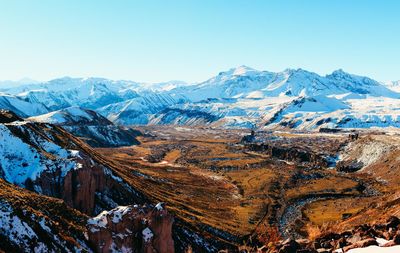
[29,106,141,147]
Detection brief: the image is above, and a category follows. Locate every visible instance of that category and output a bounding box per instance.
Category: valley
[1,67,400,252]
[2,1,400,251]
[96,126,393,250]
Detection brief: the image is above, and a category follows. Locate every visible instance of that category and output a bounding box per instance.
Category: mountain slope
[4,77,141,110]
[29,107,141,147]
[0,110,227,252]
[0,93,48,117]
[0,178,92,252]
[0,110,144,215]
[98,92,187,125]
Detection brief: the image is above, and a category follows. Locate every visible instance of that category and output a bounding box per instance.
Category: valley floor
[95,126,400,249]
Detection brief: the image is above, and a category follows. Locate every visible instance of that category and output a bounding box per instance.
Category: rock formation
[87,203,174,253]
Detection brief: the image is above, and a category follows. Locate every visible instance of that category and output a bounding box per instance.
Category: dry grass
[96,126,393,245]
[285,177,359,200]
[302,197,371,225]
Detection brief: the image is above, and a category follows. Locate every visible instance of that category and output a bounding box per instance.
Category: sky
[0,0,399,83]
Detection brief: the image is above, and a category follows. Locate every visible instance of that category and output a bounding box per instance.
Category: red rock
[87,203,174,253]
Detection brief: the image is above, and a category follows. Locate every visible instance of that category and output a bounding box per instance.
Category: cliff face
[24,134,145,215]
[87,203,174,253]
[0,111,144,216]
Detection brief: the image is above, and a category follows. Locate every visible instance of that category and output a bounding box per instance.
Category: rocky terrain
[0,110,203,252]
[1,108,400,252]
[1,66,400,252]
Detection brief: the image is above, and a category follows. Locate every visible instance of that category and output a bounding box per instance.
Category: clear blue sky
[0,0,399,83]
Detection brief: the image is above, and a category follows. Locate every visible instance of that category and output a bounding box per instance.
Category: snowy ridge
[30,106,96,125]
[1,67,400,130]
[0,93,49,117]
[29,107,141,147]
[0,123,80,188]
[97,91,187,125]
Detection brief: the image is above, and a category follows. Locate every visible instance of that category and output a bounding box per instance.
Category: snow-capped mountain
[169,66,399,101]
[384,80,400,92]
[1,67,399,130]
[0,92,49,117]
[0,78,39,89]
[97,92,187,125]
[146,67,400,130]
[7,77,141,110]
[29,107,141,147]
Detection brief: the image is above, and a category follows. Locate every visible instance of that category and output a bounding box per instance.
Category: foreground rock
[87,203,174,253]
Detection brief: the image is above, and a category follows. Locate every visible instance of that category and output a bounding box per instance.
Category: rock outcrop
[87,203,174,253]
[246,142,328,167]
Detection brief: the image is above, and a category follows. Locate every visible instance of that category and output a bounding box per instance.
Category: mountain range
[1,66,400,130]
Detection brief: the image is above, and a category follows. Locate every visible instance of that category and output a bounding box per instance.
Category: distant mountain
[169,66,399,101]
[0,78,39,89]
[97,91,187,125]
[139,80,190,92]
[0,92,49,117]
[6,77,141,110]
[384,80,400,92]
[29,106,141,147]
[1,68,399,130]
[152,67,400,130]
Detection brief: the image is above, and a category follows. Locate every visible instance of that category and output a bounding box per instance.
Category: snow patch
[142,227,153,243]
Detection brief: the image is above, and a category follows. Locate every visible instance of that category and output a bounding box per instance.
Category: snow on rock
[30,106,94,124]
[87,211,109,230]
[0,113,140,218]
[0,203,38,248]
[87,204,174,253]
[142,227,153,243]
[154,202,164,211]
[0,124,78,186]
[0,200,92,252]
[97,91,185,125]
[339,138,396,171]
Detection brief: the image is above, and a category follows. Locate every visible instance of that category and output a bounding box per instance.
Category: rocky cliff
[87,203,174,253]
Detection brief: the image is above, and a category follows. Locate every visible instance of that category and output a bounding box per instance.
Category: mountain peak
[221,65,257,77]
[329,69,351,78]
[282,68,317,77]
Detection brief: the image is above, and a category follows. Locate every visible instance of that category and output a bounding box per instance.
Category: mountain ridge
[1,66,400,130]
